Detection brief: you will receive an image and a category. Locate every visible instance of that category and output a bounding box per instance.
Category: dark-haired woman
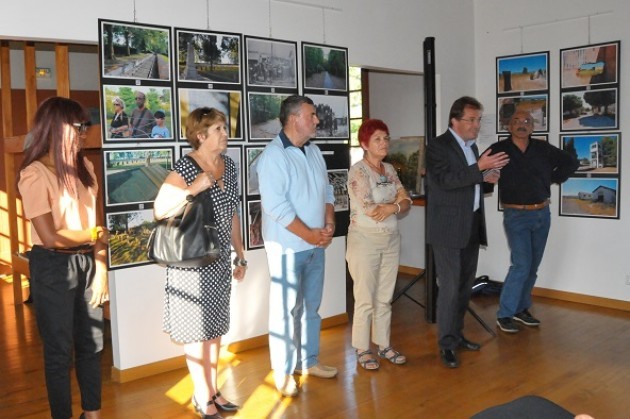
[154,107,247,418]
[17,97,109,419]
[346,119,412,371]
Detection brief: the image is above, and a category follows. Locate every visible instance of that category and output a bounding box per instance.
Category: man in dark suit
[426,96,509,368]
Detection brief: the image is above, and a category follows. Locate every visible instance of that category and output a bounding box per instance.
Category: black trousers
[29,246,104,419]
[432,210,481,350]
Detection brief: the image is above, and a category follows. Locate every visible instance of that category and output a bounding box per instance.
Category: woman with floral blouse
[346,119,413,370]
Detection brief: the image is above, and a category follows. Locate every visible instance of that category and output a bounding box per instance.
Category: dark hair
[358,119,389,148]
[185,107,227,149]
[279,95,314,127]
[18,97,94,194]
[448,96,483,127]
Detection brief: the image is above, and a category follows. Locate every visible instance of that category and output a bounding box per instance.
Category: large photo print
[497,94,548,132]
[106,209,156,269]
[310,94,349,140]
[104,148,173,207]
[561,41,619,88]
[560,177,619,219]
[176,29,241,85]
[497,51,548,94]
[302,43,348,92]
[245,37,297,89]
[247,92,290,140]
[561,88,618,131]
[102,84,173,142]
[178,88,243,140]
[100,20,171,81]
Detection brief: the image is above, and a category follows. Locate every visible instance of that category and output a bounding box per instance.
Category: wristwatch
[233,257,248,267]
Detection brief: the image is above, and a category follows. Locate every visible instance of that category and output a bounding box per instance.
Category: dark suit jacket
[426,129,488,249]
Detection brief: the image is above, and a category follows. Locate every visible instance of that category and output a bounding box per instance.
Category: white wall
[368,70,426,269]
[0,0,476,370]
[474,0,630,302]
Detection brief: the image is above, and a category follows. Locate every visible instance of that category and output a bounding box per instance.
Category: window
[349,66,366,165]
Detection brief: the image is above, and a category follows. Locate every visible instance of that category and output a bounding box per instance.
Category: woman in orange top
[17,97,109,419]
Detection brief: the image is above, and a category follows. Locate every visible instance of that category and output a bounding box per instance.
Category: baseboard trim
[111,313,349,383]
[398,266,424,276]
[532,287,630,312]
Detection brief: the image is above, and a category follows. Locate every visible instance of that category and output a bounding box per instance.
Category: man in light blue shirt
[257,95,337,397]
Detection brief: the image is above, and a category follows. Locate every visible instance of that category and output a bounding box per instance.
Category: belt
[38,245,94,254]
[502,200,550,210]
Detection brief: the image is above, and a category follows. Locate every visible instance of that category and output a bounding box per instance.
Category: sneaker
[497,317,520,333]
[294,363,338,378]
[513,310,540,327]
[274,374,298,397]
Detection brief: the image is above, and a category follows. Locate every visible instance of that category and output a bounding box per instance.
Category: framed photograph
[497,51,549,94]
[99,20,171,82]
[497,94,548,132]
[327,169,349,212]
[385,136,425,197]
[561,41,619,88]
[244,145,265,196]
[561,88,618,131]
[302,42,348,92]
[561,133,619,175]
[560,177,619,219]
[318,143,350,236]
[245,36,297,89]
[176,28,242,85]
[103,147,174,207]
[247,92,291,140]
[309,94,350,140]
[246,200,264,249]
[178,87,243,140]
[106,208,156,269]
[225,146,243,196]
[102,84,174,142]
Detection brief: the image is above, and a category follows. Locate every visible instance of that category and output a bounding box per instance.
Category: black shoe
[497,317,520,333]
[439,349,459,368]
[513,310,540,327]
[212,391,239,411]
[192,396,223,419]
[458,338,481,351]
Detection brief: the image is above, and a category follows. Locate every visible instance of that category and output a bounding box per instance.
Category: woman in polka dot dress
[154,107,247,418]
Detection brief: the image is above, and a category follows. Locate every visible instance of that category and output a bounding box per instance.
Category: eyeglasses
[72,122,90,135]
[459,117,482,124]
[135,97,144,101]
[512,118,533,125]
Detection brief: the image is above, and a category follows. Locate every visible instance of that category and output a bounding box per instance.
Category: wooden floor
[1,273,629,419]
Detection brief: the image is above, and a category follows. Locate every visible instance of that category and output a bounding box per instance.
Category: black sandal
[356,349,380,370]
[212,391,239,411]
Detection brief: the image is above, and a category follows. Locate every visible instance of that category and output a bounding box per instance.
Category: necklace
[364,158,388,183]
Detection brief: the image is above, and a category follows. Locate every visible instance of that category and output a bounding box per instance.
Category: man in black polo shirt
[487,110,578,333]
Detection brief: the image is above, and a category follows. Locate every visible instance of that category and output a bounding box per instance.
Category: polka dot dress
[163,154,239,344]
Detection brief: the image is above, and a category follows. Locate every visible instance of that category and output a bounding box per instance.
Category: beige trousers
[346,229,401,350]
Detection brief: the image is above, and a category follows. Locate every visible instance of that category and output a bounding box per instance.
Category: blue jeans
[267,248,325,374]
[497,207,551,319]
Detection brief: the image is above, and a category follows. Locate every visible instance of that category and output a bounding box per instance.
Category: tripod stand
[392,269,496,337]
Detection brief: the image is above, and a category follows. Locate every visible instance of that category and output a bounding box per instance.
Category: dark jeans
[29,246,104,419]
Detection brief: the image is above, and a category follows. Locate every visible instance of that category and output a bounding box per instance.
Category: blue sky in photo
[562,178,617,195]
[563,135,617,159]
[498,54,547,74]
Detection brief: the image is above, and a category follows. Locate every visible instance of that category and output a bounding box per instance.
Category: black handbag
[147,157,221,267]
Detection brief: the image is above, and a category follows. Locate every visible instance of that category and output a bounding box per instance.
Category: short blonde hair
[185,107,227,149]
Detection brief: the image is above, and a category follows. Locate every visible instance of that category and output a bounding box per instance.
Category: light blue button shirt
[257,131,335,254]
[449,128,480,211]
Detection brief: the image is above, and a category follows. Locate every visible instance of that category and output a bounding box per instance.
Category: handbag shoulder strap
[182,155,217,224]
